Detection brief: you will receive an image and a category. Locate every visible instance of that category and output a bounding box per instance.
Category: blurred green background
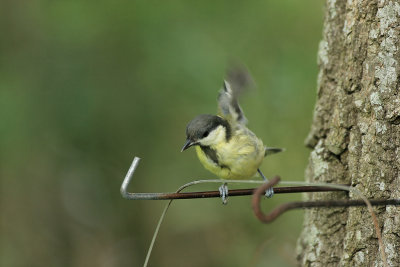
[0,1,324,266]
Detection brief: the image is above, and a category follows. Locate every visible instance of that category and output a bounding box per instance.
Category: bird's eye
[203,131,209,138]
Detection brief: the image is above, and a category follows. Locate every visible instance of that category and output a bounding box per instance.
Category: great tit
[181,70,283,203]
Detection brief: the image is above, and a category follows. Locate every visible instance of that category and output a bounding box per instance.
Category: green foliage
[0,1,323,266]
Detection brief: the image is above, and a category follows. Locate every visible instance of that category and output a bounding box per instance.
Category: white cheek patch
[199,125,226,146]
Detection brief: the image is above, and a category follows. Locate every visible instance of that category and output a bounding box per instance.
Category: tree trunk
[297,0,400,266]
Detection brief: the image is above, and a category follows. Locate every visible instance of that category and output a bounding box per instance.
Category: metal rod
[120,157,346,200]
[137,186,346,200]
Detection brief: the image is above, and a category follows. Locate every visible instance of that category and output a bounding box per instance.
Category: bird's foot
[258,168,274,198]
[219,183,228,205]
[264,187,274,198]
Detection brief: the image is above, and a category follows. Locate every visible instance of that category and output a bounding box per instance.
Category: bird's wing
[217,80,248,125]
[217,67,254,126]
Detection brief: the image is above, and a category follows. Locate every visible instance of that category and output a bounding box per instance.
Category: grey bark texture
[296,0,400,266]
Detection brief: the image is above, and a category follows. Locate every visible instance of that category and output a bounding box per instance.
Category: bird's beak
[181,139,195,152]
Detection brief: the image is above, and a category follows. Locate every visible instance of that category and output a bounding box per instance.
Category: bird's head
[181,114,231,151]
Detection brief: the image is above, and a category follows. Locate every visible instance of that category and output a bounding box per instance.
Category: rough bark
[297,0,400,266]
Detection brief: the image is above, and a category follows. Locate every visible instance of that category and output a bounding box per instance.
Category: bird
[181,68,283,204]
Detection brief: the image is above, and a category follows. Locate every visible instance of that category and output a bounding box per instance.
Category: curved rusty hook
[252,176,400,224]
[251,176,281,223]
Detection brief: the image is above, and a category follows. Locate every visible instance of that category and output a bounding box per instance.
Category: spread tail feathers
[264,147,285,157]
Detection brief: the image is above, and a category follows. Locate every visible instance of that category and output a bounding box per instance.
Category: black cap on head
[181,114,231,151]
[186,114,230,141]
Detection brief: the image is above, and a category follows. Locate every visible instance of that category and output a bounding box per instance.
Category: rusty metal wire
[251,176,400,223]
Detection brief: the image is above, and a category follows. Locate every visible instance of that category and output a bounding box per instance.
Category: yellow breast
[195,129,265,180]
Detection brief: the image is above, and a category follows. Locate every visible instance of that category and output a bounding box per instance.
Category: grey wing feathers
[218,66,255,124]
[218,80,248,125]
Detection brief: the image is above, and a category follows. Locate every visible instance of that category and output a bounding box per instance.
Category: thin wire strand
[143,180,205,267]
[143,201,171,267]
[142,178,283,266]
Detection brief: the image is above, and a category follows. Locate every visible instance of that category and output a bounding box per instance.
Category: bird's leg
[257,169,274,198]
[219,183,229,205]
